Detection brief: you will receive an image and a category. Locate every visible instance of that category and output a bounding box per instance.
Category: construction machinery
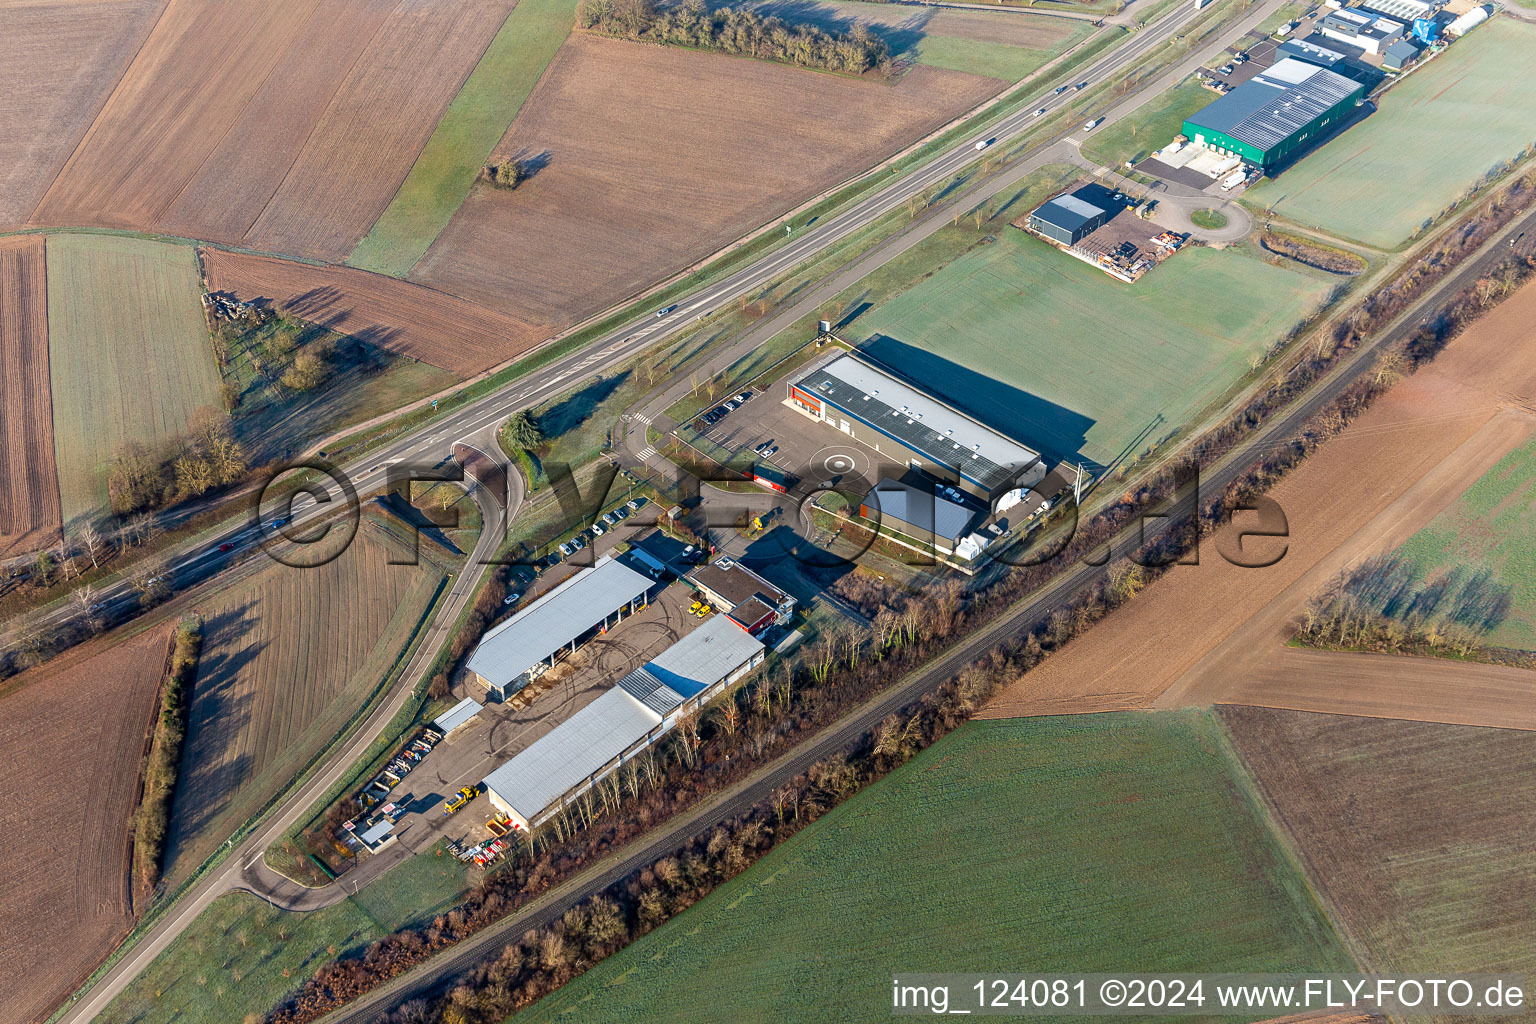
[443,785,478,815]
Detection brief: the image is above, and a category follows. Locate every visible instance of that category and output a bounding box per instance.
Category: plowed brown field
[981,276,1536,721]
[31,0,514,261]
[201,248,543,378]
[0,625,171,1024]
[0,235,62,557]
[411,34,1000,328]
[159,529,441,884]
[0,0,161,229]
[1223,707,1536,996]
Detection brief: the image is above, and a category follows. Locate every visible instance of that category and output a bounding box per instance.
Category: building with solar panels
[1182,57,1366,172]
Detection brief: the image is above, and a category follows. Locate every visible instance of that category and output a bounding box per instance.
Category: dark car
[219,542,236,552]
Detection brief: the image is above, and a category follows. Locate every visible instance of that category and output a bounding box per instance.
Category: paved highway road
[47,2,1294,1018]
[313,200,1536,1024]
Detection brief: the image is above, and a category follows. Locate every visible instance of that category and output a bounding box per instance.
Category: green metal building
[1182,57,1365,172]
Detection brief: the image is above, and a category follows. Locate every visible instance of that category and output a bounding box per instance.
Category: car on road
[1084,119,1102,132]
[655,304,678,318]
[1033,108,1046,117]
[1054,85,1068,94]
[90,601,108,613]
[266,517,287,530]
[1074,81,1088,90]
[974,138,992,151]
[218,541,235,552]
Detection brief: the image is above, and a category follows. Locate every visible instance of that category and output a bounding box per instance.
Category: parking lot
[681,387,912,495]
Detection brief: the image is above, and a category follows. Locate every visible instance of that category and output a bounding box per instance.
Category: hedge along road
[53,2,1272,1018]
[311,201,1536,1024]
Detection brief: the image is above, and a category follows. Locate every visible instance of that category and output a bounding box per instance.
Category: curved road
[314,201,1536,1024]
[53,0,1291,1018]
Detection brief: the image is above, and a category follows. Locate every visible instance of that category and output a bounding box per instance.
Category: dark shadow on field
[536,371,631,440]
[162,601,265,874]
[857,335,1100,470]
[1254,99,1377,187]
[372,495,464,557]
[712,0,932,56]
[1339,554,1513,633]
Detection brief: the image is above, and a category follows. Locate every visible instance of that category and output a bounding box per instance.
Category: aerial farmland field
[0,235,63,558]
[513,712,1353,1024]
[44,234,221,524]
[1222,707,1536,993]
[1386,432,1536,650]
[30,0,517,261]
[1246,17,1536,248]
[856,230,1331,467]
[0,0,160,229]
[411,34,1000,327]
[348,0,581,276]
[159,526,444,885]
[0,625,171,1024]
[201,248,544,378]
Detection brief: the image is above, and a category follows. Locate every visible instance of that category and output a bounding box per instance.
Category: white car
[1033,108,1046,117]
[973,138,993,151]
[1084,119,1102,132]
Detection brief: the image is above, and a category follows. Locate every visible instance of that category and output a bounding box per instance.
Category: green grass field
[513,712,1352,1024]
[102,842,470,1024]
[347,0,580,276]
[912,24,1093,82]
[44,234,221,524]
[1246,18,1536,248]
[857,230,1331,467]
[1389,433,1536,650]
[1082,76,1210,168]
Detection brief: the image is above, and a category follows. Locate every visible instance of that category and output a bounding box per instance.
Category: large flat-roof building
[465,555,656,701]
[788,353,1046,504]
[1182,57,1366,172]
[1025,184,1121,246]
[1318,7,1405,51]
[482,615,764,830]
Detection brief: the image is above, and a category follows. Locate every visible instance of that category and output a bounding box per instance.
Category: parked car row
[549,496,648,562]
[698,390,753,427]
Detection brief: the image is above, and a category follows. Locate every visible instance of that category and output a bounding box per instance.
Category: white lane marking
[636,446,657,462]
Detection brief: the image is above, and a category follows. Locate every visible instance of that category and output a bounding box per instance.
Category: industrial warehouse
[1022,183,1187,282]
[481,614,765,831]
[465,555,657,701]
[1181,57,1366,172]
[788,352,1046,505]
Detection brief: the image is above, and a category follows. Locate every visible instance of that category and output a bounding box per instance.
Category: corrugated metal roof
[360,820,395,845]
[646,614,763,699]
[465,555,652,687]
[482,687,661,823]
[795,354,1041,493]
[432,697,484,734]
[1186,58,1362,152]
[482,615,763,824]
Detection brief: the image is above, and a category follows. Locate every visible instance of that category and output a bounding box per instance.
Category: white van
[1084,118,1103,132]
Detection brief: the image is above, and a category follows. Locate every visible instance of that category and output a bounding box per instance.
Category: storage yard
[0,626,172,1024]
[509,712,1354,1024]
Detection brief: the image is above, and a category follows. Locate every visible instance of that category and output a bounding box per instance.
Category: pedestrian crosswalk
[634,412,653,425]
[636,445,657,461]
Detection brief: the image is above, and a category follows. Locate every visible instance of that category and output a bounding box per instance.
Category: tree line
[108,408,250,516]
[132,616,203,899]
[576,0,891,75]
